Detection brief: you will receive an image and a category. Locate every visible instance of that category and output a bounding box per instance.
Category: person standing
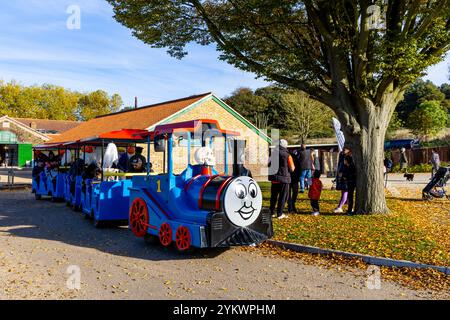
[312,149,321,173]
[430,149,441,178]
[342,155,356,215]
[269,139,295,219]
[399,148,408,173]
[288,149,301,214]
[333,146,351,213]
[309,170,323,216]
[298,144,313,193]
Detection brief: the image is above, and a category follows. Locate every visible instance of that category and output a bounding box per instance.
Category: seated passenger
[68,158,85,195]
[118,145,135,172]
[127,147,147,173]
[81,163,99,194]
[32,160,45,187]
[45,151,60,189]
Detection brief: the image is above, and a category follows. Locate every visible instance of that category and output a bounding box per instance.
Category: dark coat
[299,149,312,170]
[290,150,301,183]
[269,146,291,184]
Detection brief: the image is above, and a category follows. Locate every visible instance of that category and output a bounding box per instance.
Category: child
[308,170,323,216]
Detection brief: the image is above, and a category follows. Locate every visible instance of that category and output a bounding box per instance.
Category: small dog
[404,172,415,181]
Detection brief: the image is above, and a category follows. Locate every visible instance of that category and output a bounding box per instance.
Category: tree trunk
[341,99,392,214]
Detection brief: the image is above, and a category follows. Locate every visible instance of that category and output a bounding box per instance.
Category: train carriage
[128,119,273,252]
[73,129,149,227]
[32,143,72,202]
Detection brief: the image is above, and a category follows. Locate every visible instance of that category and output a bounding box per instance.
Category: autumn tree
[0,81,124,121]
[397,79,447,121]
[407,100,448,139]
[108,0,450,213]
[225,87,269,127]
[77,90,123,121]
[282,91,334,143]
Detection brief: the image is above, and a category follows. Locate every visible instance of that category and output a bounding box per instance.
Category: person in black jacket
[269,139,295,219]
[342,155,356,215]
[127,147,147,173]
[288,149,301,213]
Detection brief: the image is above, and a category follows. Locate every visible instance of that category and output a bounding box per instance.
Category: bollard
[7,169,14,190]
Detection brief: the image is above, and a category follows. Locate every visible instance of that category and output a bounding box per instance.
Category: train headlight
[223,176,262,227]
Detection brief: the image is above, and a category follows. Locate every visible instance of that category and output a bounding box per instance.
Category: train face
[197,175,272,247]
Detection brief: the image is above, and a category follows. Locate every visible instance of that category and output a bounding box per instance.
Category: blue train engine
[129,119,273,251]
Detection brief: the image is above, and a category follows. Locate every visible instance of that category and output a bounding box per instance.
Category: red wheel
[175,226,191,252]
[159,223,172,247]
[129,198,149,237]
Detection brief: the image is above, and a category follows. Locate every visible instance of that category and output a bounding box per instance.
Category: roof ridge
[94,92,212,119]
[13,117,81,123]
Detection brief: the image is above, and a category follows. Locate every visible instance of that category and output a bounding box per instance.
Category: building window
[0,131,18,143]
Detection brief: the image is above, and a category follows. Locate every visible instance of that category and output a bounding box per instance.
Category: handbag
[336,177,348,191]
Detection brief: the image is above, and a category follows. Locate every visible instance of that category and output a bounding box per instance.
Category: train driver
[127,146,147,173]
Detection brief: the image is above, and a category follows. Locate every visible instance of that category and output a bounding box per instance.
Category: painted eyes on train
[249,183,258,198]
[235,183,247,199]
[235,182,258,199]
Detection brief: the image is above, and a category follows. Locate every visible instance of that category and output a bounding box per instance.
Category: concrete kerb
[267,239,450,275]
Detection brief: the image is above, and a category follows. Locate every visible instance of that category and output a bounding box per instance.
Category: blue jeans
[300,169,312,191]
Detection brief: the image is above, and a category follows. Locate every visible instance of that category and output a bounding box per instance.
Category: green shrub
[390,162,449,173]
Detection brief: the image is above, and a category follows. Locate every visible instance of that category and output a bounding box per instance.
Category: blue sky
[0,0,449,109]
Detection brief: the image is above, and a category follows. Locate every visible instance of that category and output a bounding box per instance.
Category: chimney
[135,97,138,109]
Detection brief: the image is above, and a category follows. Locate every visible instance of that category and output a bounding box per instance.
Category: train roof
[35,129,150,149]
[79,129,150,145]
[139,119,240,137]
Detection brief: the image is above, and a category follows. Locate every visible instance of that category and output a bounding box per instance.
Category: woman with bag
[341,155,356,215]
[333,146,351,213]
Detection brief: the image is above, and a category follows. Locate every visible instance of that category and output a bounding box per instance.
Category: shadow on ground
[0,191,229,262]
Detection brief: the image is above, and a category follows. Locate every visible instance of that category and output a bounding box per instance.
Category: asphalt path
[0,190,446,300]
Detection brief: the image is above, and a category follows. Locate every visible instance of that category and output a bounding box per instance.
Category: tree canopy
[397,79,449,121]
[0,81,124,121]
[407,100,448,138]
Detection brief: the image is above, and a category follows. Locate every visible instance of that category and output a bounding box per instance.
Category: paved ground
[0,168,32,186]
[0,190,447,300]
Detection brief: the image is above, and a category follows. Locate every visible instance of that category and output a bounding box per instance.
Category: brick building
[0,116,81,167]
[49,93,271,179]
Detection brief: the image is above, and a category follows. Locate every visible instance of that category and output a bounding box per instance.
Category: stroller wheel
[422,193,433,201]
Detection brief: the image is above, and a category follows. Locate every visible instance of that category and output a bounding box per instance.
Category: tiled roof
[49,93,211,143]
[14,118,81,133]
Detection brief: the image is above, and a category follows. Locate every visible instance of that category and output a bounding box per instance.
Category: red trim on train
[198,175,220,209]
[184,174,202,192]
[215,176,234,211]
[143,188,173,220]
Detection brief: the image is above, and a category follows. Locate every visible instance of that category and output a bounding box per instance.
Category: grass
[260,182,450,266]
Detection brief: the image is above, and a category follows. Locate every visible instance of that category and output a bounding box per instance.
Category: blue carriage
[73,129,149,227]
[128,119,273,252]
[32,143,72,202]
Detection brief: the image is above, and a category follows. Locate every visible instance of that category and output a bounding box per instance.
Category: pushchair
[422,167,450,200]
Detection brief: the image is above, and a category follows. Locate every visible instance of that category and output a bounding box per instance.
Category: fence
[391,146,450,166]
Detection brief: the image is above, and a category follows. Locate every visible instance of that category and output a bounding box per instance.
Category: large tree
[107,0,450,213]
